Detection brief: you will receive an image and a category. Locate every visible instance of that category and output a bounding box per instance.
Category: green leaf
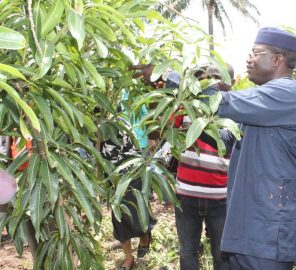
[0,26,26,49]
[52,104,80,142]
[7,150,29,174]
[33,2,42,39]
[73,181,95,224]
[165,128,177,147]
[114,174,133,204]
[30,94,54,135]
[14,225,24,256]
[34,241,50,270]
[67,103,84,127]
[55,205,66,239]
[97,9,135,45]
[132,91,166,114]
[52,79,74,91]
[83,115,97,133]
[209,91,222,114]
[151,60,175,82]
[30,182,46,241]
[92,34,108,58]
[0,64,26,80]
[182,43,196,71]
[152,171,178,205]
[27,154,40,192]
[34,40,55,80]
[41,0,64,37]
[93,92,115,114]
[70,236,82,261]
[67,161,96,198]
[85,16,117,42]
[64,62,78,84]
[132,189,149,232]
[141,166,152,197]
[186,117,210,148]
[214,118,241,141]
[187,75,202,95]
[68,8,85,50]
[153,96,173,120]
[0,213,7,241]
[204,123,227,157]
[63,243,73,270]
[111,204,122,222]
[183,102,196,122]
[44,234,59,269]
[20,117,32,140]
[65,205,83,233]
[9,188,30,236]
[41,159,59,209]
[188,99,211,116]
[160,106,175,130]
[50,153,76,190]
[114,157,143,175]
[83,59,105,89]
[46,87,74,123]
[0,81,41,132]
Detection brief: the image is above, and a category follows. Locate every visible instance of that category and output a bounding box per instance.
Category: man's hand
[128,64,164,88]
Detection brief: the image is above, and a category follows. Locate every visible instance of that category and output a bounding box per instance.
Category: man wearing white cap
[218,27,296,270]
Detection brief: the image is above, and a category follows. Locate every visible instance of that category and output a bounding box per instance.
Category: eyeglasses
[248,51,272,60]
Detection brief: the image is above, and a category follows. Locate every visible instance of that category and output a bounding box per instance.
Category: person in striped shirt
[171,64,235,270]
[129,62,235,270]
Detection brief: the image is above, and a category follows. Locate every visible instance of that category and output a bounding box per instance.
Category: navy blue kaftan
[219,77,296,261]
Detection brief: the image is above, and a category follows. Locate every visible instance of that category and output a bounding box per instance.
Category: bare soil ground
[0,239,33,270]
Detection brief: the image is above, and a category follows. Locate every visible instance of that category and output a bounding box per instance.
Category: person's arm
[219,78,296,126]
[128,64,180,89]
[128,64,165,88]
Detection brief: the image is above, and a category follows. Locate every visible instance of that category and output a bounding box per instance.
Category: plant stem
[27,0,42,56]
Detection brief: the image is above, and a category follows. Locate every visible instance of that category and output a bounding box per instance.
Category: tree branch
[27,0,42,56]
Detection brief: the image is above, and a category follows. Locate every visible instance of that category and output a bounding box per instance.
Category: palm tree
[203,0,260,51]
[159,0,260,51]
[157,0,191,21]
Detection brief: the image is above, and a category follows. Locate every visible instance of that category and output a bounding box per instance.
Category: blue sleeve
[218,79,296,126]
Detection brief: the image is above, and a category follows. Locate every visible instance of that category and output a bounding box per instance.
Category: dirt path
[0,239,33,270]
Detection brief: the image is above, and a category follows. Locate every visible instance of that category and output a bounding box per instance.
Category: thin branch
[158,1,199,26]
[27,0,42,56]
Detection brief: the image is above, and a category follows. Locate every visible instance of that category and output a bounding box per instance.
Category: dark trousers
[229,253,294,270]
[175,195,229,270]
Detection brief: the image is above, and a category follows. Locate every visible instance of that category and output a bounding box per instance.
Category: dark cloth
[112,178,155,242]
[100,120,155,243]
[229,254,293,270]
[175,195,229,270]
[218,77,296,261]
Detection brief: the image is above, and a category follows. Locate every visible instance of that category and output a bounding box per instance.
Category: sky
[183,0,296,76]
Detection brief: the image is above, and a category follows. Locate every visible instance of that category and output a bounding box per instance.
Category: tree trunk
[207,1,214,53]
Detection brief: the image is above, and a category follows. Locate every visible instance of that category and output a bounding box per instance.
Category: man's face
[247,44,276,85]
